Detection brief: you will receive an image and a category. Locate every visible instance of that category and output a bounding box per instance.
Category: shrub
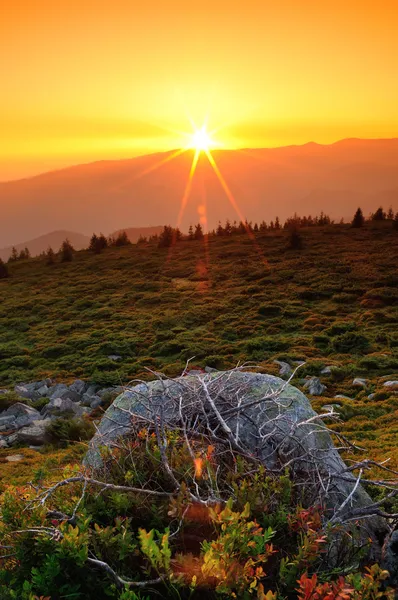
[46,416,95,445]
[0,391,31,412]
[332,331,370,353]
[0,258,9,279]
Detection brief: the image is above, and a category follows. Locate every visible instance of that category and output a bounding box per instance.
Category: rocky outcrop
[0,379,122,448]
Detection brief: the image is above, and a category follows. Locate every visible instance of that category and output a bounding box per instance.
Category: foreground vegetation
[1,217,398,598]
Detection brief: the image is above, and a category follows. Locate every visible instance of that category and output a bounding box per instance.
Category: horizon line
[2,135,398,184]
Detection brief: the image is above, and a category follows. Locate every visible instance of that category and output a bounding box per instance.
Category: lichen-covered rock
[84,370,385,554]
[304,376,326,395]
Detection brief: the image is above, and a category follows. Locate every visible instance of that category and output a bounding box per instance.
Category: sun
[190,126,214,152]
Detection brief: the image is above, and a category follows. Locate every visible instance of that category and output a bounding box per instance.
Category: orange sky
[1,0,398,180]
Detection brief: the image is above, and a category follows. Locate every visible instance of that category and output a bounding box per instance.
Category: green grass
[1,222,398,465]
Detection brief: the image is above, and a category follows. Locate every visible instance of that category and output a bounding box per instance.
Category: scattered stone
[42,397,84,418]
[97,386,124,398]
[59,389,82,403]
[321,366,333,375]
[4,432,18,446]
[90,397,102,409]
[303,377,326,396]
[0,438,8,448]
[383,381,398,388]
[14,383,40,401]
[321,403,341,412]
[368,393,376,400]
[49,383,69,399]
[353,378,368,387]
[5,454,24,462]
[82,393,97,407]
[273,360,293,378]
[4,403,41,429]
[69,379,87,395]
[108,354,122,361]
[335,394,353,400]
[0,415,17,430]
[16,420,52,445]
[86,384,100,396]
[36,384,49,396]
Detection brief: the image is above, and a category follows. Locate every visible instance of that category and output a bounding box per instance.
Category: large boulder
[84,370,386,560]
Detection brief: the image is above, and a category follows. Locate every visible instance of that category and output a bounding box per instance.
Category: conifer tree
[194,223,204,240]
[216,221,224,236]
[8,247,18,262]
[387,206,394,220]
[372,206,386,221]
[60,239,74,262]
[188,225,194,240]
[351,207,365,228]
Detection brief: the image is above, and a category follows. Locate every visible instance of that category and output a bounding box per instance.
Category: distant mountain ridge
[1,138,397,247]
[0,226,165,261]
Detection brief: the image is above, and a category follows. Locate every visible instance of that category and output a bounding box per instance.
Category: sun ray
[204,149,268,265]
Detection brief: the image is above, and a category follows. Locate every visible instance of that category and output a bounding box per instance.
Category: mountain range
[1,138,397,248]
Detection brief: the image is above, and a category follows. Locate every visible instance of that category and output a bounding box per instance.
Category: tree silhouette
[351,207,365,228]
[372,207,386,221]
[0,258,9,279]
[60,239,74,262]
[46,247,56,265]
[387,206,394,220]
[194,223,204,240]
[8,247,18,262]
[89,233,108,253]
[158,225,174,248]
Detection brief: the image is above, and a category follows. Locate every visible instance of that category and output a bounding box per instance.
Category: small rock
[4,403,41,429]
[273,360,293,378]
[4,432,18,446]
[14,383,40,401]
[48,383,69,399]
[5,454,24,462]
[335,394,353,400]
[321,366,332,375]
[0,389,9,395]
[86,384,100,396]
[368,393,375,400]
[36,384,49,396]
[0,438,8,448]
[383,381,398,388]
[321,403,341,411]
[303,377,326,396]
[82,393,96,407]
[16,420,52,445]
[42,397,84,418]
[59,389,82,403]
[108,354,122,361]
[353,378,368,387]
[69,379,87,395]
[90,398,102,409]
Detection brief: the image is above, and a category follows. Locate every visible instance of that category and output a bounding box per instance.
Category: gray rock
[335,394,354,400]
[383,381,398,388]
[16,419,52,445]
[59,389,82,403]
[0,389,9,395]
[4,432,18,446]
[205,366,218,373]
[321,403,342,411]
[0,415,17,429]
[353,378,368,387]
[4,403,41,429]
[49,384,69,399]
[69,379,87,395]
[86,384,100,396]
[273,360,293,378]
[84,370,386,561]
[82,393,97,407]
[382,530,398,587]
[321,366,333,375]
[14,383,40,401]
[368,393,376,400]
[0,438,8,448]
[36,384,49,396]
[42,397,84,418]
[303,377,326,396]
[90,397,102,409]
[108,354,122,361]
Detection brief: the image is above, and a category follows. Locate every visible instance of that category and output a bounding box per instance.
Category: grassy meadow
[1,222,398,469]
